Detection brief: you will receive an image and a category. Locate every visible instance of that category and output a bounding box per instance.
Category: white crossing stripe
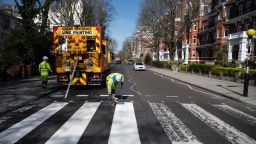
[100,95,109,97]
[123,95,134,97]
[214,104,256,126]
[108,102,141,144]
[46,102,100,144]
[182,104,256,144]
[149,103,201,144]
[0,102,68,144]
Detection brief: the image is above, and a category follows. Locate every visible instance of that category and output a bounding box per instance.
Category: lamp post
[243,29,255,97]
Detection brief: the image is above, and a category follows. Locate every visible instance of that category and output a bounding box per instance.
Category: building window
[193,36,197,43]
[194,24,197,31]
[192,50,196,57]
[253,18,256,29]
[217,29,220,38]
[246,1,251,12]
[237,23,242,32]
[245,21,250,31]
[239,5,243,16]
[218,13,222,20]
[224,28,228,37]
[163,53,169,60]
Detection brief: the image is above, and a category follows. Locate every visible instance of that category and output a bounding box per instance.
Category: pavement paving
[148,67,256,107]
[0,76,62,115]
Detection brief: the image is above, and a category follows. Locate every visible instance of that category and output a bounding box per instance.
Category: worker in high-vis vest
[38,56,53,88]
[106,73,124,106]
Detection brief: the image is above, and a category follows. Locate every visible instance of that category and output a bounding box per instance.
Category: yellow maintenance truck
[53,26,112,86]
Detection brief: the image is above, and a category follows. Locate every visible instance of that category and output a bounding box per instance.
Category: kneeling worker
[106,73,124,106]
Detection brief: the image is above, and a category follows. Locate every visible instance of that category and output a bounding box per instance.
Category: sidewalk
[148,67,256,107]
[0,76,62,115]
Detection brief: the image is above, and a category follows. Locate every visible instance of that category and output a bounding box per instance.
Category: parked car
[116,60,121,64]
[133,63,146,71]
[128,60,134,65]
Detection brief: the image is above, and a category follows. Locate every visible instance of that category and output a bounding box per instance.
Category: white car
[134,63,146,71]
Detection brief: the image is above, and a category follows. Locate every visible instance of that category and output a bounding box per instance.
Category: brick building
[181,0,212,64]
[0,5,21,50]
[224,0,256,62]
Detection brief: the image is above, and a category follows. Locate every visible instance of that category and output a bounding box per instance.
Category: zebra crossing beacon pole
[243,29,255,97]
[65,59,78,99]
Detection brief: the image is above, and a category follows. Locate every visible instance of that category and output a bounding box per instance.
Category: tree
[39,0,55,33]
[122,37,133,60]
[49,0,115,38]
[137,0,164,60]
[107,37,117,53]
[214,44,228,65]
[144,53,152,65]
[137,0,179,61]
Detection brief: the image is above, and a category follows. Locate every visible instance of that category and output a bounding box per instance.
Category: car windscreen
[135,63,143,65]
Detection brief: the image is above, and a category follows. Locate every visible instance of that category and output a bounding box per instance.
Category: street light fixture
[243,29,255,97]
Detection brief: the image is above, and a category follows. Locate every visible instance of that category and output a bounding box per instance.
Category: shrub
[188,64,217,73]
[144,53,152,65]
[180,64,189,72]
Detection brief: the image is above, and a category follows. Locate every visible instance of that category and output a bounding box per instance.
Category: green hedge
[152,61,256,79]
[212,67,256,78]
[188,64,217,73]
[180,64,189,71]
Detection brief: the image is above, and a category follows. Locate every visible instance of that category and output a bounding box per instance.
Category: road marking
[0,102,68,144]
[46,102,100,144]
[167,96,178,98]
[182,104,256,144]
[123,95,134,97]
[108,102,141,144]
[149,103,201,144]
[51,95,64,98]
[245,107,256,112]
[187,84,220,97]
[100,95,109,97]
[100,95,134,97]
[76,94,89,97]
[214,104,256,126]
[144,94,156,97]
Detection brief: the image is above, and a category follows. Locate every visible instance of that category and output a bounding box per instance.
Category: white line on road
[51,95,64,98]
[245,107,256,112]
[214,104,256,126]
[100,95,109,97]
[100,95,134,97]
[123,95,134,97]
[187,84,220,97]
[149,103,201,144]
[76,94,89,97]
[0,102,68,144]
[167,96,178,98]
[182,104,256,144]
[46,102,100,144]
[108,102,141,144]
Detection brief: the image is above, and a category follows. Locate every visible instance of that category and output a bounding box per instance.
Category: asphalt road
[0,63,256,144]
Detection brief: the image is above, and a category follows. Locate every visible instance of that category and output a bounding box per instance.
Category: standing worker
[39,56,53,88]
[106,72,124,106]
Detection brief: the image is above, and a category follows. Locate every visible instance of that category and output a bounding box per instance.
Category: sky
[109,0,141,52]
[2,0,142,52]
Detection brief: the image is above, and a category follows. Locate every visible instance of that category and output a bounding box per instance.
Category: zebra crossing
[0,101,255,144]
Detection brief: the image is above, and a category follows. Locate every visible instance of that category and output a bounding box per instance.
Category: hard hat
[43,56,48,60]
[116,74,122,82]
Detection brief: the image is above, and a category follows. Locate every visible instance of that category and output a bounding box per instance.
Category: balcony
[225,10,256,24]
[228,31,248,40]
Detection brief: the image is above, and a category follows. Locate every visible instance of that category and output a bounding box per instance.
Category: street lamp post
[243,29,255,97]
